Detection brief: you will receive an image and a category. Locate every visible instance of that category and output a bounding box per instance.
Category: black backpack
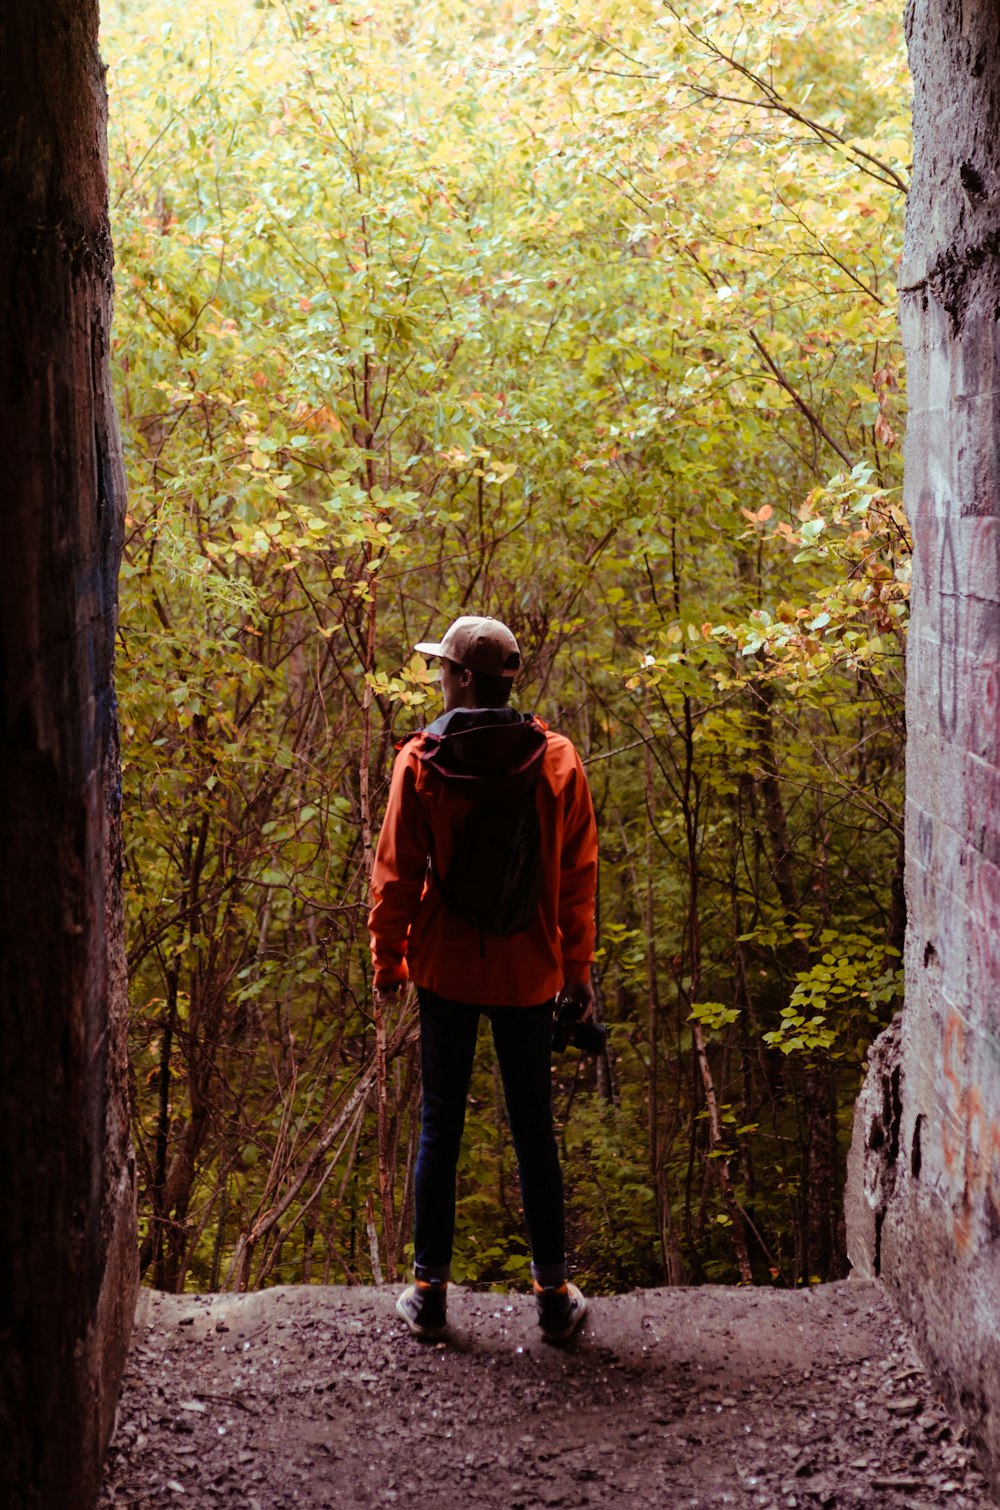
[419,710,547,937]
[432,783,542,937]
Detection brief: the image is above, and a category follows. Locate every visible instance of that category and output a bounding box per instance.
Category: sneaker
[534,1280,587,1342]
[396,1280,448,1339]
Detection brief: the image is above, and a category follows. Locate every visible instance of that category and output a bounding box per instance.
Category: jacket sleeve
[557,748,598,985]
[368,747,430,991]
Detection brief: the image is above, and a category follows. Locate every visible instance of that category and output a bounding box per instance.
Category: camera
[552,995,608,1056]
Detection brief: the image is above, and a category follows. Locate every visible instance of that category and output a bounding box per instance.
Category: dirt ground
[98,1279,994,1509]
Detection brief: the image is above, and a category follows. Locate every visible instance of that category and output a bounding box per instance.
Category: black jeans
[413,988,565,1281]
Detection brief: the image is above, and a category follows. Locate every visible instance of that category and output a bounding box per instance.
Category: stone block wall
[846,0,1000,1488]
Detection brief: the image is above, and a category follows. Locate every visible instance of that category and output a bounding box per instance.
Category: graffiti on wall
[940,1007,1000,1250]
[908,351,1000,1255]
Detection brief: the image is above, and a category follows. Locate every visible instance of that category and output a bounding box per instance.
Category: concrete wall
[846,0,1000,1487]
[0,4,137,1504]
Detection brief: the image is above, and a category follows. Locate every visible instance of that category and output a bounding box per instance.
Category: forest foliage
[105,0,911,1293]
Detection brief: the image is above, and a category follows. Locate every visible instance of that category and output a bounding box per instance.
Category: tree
[105,0,909,1293]
[0,4,136,1504]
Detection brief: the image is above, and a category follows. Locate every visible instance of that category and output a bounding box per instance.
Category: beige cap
[414,615,521,678]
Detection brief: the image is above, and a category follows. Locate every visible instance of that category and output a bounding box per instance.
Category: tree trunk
[751,682,844,1280]
[0,5,136,1505]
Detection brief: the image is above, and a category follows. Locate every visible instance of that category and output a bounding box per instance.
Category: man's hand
[559,978,594,1023]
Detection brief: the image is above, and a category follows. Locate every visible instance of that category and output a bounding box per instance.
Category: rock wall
[0,4,137,1504]
[847,0,1000,1488]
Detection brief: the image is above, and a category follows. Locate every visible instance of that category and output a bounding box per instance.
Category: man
[368,614,598,1342]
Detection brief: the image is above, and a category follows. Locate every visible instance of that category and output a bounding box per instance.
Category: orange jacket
[368,714,597,1006]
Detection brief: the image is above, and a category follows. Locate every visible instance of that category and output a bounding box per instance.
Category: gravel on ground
[98,1279,995,1509]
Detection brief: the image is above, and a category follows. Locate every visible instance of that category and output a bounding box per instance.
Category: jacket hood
[418,707,547,802]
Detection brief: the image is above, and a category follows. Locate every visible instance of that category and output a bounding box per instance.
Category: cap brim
[413,641,447,658]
